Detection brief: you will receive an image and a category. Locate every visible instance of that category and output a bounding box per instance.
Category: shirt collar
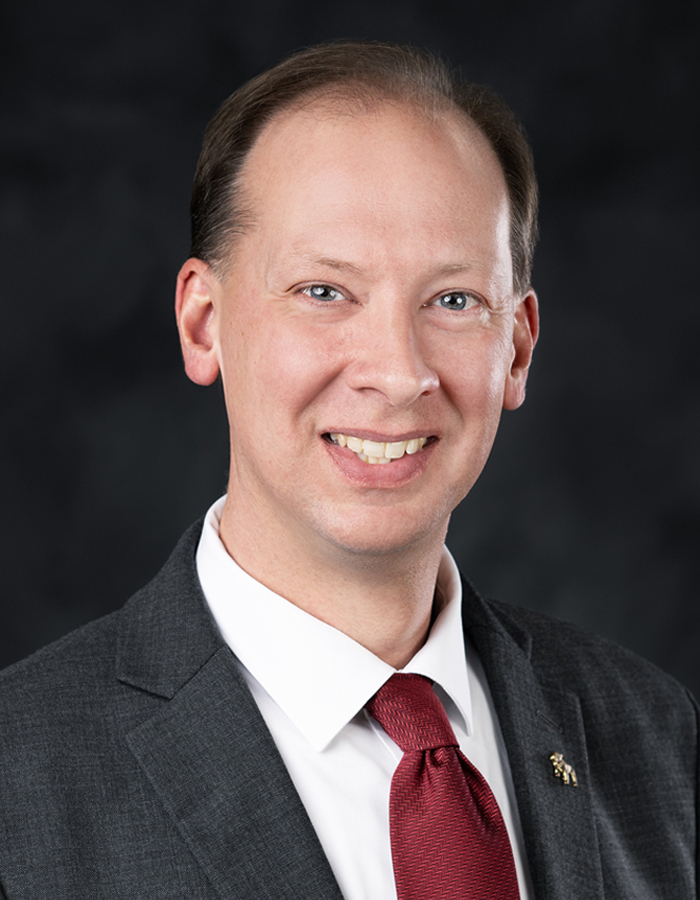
[196,496,472,751]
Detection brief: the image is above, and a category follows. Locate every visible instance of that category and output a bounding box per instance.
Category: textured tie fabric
[366,673,520,900]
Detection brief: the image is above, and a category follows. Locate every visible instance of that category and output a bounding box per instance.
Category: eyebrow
[430,262,476,276]
[299,255,476,279]
[301,256,366,276]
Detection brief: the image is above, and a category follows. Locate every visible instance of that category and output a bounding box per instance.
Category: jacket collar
[116,521,223,698]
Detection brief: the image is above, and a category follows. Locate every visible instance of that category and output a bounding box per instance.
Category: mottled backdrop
[2,0,699,696]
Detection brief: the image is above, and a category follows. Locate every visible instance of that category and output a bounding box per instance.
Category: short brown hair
[190,41,538,294]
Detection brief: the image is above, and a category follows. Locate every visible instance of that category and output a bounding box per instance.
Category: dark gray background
[2,0,699,696]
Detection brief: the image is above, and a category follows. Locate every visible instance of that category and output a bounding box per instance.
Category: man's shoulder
[0,521,247,899]
[0,520,210,725]
[477,589,697,715]
[0,600,147,806]
[0,605,122,705]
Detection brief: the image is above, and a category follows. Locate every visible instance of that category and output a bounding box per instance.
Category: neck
[218,497,447,669]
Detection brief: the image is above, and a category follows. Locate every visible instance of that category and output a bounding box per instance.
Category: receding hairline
[214,88,505,275]
[190,41,538,294]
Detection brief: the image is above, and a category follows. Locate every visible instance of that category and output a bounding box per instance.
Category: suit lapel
[117,524,343,900]
[462,582,604,899]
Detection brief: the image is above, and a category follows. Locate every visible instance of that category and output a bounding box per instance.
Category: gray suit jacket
[0,522,697,898]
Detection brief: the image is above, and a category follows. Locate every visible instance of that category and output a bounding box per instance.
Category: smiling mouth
[326,432,432,464]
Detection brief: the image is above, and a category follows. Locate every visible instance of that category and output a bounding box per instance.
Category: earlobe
[503,290,539,411]
[175,258,221,386]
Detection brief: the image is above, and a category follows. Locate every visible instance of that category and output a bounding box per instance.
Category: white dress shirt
[196,496,533,899]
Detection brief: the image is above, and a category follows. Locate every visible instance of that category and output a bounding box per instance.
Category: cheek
[438,331,512,418]
[221,311,341,430]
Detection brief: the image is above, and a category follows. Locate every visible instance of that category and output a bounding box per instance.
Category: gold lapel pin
[550,751,578,787]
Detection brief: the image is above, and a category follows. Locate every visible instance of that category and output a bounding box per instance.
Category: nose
[345,303,440,408]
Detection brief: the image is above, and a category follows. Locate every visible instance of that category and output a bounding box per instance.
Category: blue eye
[305,285,343,302]
[435,292,476,311]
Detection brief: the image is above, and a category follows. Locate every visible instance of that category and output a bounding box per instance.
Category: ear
[175,258,221,386]
[503,289,539,411]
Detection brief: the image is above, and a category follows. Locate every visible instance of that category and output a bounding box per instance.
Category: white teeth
[362,440,384,458]
[385,441,407,459]
[329,433,428,464]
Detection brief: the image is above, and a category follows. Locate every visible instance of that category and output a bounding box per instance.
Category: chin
[316,505,450,560]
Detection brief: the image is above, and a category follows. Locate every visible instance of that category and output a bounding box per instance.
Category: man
[0,42,696,899]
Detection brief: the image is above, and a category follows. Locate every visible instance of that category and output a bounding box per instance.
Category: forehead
[234,98,511,279]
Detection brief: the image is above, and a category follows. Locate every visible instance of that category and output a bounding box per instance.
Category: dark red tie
[366,673,520,900]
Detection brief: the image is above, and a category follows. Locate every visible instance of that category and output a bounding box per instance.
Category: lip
[323,432,437,487]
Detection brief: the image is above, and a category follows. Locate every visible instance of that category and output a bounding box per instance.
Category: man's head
[176,42,539,577]
[190,41,538,297]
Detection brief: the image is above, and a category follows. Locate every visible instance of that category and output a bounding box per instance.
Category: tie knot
[366,674,458,752]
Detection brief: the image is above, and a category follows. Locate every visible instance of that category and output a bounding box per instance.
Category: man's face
[183,100,537,563]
